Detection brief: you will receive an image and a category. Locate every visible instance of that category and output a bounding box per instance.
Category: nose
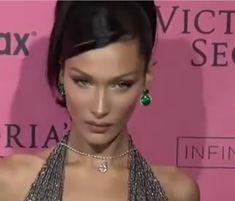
[91,88,110,118]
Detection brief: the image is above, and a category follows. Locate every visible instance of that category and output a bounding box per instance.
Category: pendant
[98,160,108,173]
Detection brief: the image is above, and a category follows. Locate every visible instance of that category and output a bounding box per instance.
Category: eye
[114,81,134,90]
[73,78,92,87]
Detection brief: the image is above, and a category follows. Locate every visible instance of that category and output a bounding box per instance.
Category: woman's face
[60,39,152,146]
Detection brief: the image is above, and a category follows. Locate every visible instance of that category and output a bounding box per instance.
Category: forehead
[64,39,144,75]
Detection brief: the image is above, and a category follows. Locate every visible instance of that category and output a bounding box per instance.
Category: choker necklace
[59,142,136,173]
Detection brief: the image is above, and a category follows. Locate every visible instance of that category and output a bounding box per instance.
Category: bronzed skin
[61,39,147,157]
[0,39,200,201]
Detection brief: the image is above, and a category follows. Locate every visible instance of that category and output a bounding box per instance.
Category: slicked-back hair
[47,1,157,99]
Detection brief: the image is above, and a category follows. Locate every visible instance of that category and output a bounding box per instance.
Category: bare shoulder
[0,149,52,201]
[151,165,200,201]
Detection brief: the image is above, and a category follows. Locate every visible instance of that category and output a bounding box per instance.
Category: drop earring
[140,89,152,106]
[58,83,65,96]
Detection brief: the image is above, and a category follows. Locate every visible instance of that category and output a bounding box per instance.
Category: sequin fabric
[24,135,168,201]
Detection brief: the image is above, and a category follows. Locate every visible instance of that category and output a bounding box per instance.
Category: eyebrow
[69,66,138,80]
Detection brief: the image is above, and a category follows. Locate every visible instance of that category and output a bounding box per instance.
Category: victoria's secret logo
[157,5,235,67]
[0,31,37,56]
[0,123,69,151]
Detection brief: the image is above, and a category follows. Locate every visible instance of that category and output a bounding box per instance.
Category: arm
[152,165,200,201]
[173,171,200,201]
[0,151,51,200]
[0,157,12,201]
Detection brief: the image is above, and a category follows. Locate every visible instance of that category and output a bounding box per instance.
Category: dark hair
[47,1,157,95]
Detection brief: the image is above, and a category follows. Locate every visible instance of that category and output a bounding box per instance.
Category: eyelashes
[114,81,134,89]
[73,78,92,87]
[71,76,135,90]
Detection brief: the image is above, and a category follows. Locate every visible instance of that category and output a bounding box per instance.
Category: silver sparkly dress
[24,135,168,201]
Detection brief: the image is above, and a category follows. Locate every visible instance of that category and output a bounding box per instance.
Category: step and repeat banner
[0,1,234,201]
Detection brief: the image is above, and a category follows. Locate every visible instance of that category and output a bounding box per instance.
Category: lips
[86,121,112,127]
[85,121,112,133]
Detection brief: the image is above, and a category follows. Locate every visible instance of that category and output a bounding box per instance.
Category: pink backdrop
[0,1,235,201]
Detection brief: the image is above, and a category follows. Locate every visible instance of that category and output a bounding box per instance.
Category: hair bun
[133,1,157,41]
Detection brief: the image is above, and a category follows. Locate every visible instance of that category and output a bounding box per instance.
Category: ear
[144,59,155,88]
[59,66,65,84]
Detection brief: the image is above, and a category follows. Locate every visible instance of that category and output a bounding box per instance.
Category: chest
[62,167,129,201]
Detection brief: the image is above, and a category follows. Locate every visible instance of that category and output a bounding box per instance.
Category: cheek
[111,88,141,120]
[64,81,89,119]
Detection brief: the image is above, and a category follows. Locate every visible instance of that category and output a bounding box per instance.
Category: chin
[84,131,119,148]
[86,133,112,144]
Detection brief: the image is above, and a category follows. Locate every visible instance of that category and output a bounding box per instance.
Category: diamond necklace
[24,134,169,201]
[59,142,136,173]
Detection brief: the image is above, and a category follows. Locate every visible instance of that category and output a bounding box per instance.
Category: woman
[0,1,199,201]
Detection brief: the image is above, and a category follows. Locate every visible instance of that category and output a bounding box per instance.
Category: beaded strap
[24,135,68,201]
[24,135,168,201]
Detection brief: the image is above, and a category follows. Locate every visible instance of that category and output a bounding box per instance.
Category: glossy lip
[85,121,113,134]
[85,120,113,127]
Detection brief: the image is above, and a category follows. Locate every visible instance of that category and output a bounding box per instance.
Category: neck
[65,125,130,169]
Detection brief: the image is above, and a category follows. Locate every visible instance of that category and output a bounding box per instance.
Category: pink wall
[0,1,234,201]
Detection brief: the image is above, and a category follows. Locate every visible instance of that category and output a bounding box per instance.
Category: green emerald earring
[140,89,152,106]
[58,83,65,96]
